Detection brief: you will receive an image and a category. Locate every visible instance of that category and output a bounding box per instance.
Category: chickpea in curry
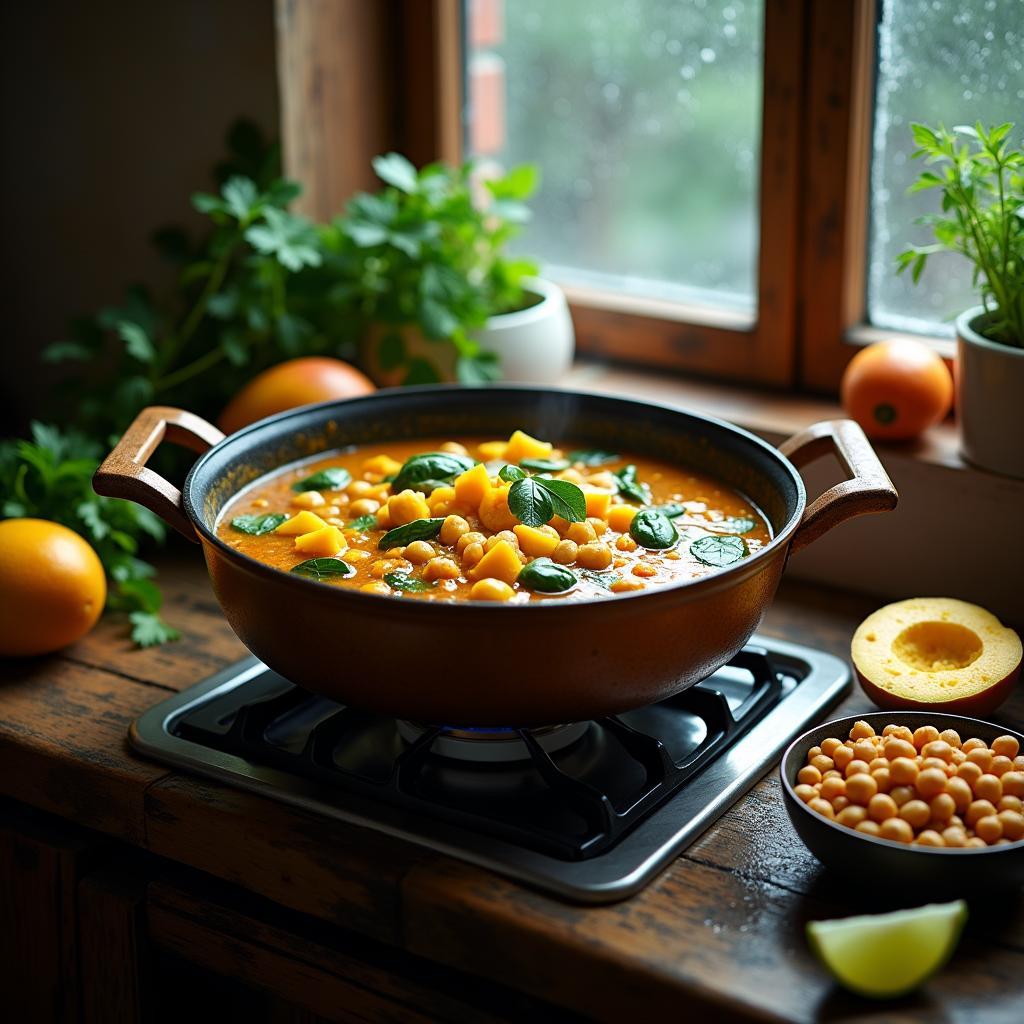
[216,429,772,602]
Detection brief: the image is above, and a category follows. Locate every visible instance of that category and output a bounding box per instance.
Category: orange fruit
[840,339,953,440]
[219,357,375,434]
[0,519,107,656]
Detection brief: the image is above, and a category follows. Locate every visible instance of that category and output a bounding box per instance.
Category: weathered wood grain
[0,658,169,842]
[146,878,569,1024]
[144,774,436,946]
[0,803,97,1020]
[78,866,151,1023]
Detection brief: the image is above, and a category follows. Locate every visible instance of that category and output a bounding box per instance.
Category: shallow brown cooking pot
[94,386,896,726]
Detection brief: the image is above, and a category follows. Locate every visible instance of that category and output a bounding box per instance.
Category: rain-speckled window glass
[464,0,764,314]
[869,0,1024,336]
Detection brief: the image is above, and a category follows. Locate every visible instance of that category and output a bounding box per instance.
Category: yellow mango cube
[454,463,492,507]
[470,539,522,585]
[477,440,508,461]
[513,524,560,558]
[427,485,457,514]
[294,525,347,557]
[387,489,431,525]
[504,429,553,463]
[583,490,612,519]
[275,510,328,536]
[479,485,518,532]
[606,504,638,532]
[363,454,403,477]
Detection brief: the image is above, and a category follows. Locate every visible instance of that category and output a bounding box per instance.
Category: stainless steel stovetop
[131,635,849,903]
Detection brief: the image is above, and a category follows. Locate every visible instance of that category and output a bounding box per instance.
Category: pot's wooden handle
[778,419,897,556]
[93,406,224,542]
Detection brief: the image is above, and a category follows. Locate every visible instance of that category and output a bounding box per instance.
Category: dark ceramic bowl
[781,711,1024,892]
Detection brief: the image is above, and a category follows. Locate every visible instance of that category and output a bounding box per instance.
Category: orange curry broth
[215,435,772,603]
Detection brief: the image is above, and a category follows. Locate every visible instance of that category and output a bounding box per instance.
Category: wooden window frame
[276,0,954,395]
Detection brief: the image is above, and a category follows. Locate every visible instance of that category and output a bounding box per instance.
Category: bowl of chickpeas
[781,712,1024,890]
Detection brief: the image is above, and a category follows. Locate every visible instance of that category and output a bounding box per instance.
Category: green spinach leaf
[384,572,437,593]
[568,449,618,466]
[713,516,758,535]
[517,558,577,594]
[291,467,351,493]
[391,452,476,492]
[579,569,620,590]
[614,464,652,505]
[345,513,378,531]
[499,464,527,483]
[629,508,678,550]
[690,534,748,567]
[230,513,288,535]
[291,557,355,580]
[657,502,686,519]
[378,517,445,550]
[520,457,570,473]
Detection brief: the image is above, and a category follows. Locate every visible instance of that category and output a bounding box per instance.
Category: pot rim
[957,305,1024,358]
[483,276,563,331]
[182,384,807,614]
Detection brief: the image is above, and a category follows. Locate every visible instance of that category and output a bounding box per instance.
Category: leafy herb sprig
[0,423,179,646]
[344,154,541,384]
[899,121,1023,348]
[499,465,587,527]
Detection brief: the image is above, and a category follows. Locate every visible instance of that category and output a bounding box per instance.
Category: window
[868,0,1024,337]
[466,0,765,314]
[460,0,1024,391]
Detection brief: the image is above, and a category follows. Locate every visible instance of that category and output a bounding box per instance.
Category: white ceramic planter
[956,306,1024,478]
[473,277,575,384]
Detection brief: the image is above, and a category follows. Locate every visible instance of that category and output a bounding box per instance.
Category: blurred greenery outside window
[464,0,1024,349]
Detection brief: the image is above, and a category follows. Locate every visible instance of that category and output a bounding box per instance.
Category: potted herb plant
[336,154,574,386]
[899,121,1024,478]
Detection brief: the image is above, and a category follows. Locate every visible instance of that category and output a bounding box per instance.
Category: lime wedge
[807,900,968,999]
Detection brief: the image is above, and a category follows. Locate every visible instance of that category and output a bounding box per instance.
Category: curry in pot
[216,429,771,602]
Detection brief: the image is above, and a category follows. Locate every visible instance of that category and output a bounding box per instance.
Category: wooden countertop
[1,556,1022,1022]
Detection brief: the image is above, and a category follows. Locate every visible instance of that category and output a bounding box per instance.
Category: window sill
[563,360,964,469]
[559,360,1023,627]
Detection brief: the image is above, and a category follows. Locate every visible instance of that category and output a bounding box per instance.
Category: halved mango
[504,429,552,463]
[294,525,346,557]
[275,510,328,536]
[470,539,522,585]
[852,598,1022,714]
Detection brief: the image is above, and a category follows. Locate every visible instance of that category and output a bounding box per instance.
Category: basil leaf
[690,534,748,567]
[656,502,687,518]
[714,516,758,535]
[391,452,476,492]
[230,513,288,535]
[379,517,444,550]
[346,513,378,531]
[520,457,570,472]
[499,464,527,483]
[569,449,618,466]
[629,508,678,550]
[384,571,436,592]
[291,557,355,580]
[291,467,352,493]
[614,464,652,505]
[508,476,554,527]
[535,477,587,523]
[518,558,577,594]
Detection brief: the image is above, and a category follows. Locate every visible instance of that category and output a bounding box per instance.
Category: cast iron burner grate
[174,649,781,861]
[131,634,850,902]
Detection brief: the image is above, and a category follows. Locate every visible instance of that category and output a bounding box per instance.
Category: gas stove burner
[130,635,850,903]
[397,720,591,763]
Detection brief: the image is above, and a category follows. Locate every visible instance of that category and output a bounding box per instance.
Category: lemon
[807,900,967,998]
